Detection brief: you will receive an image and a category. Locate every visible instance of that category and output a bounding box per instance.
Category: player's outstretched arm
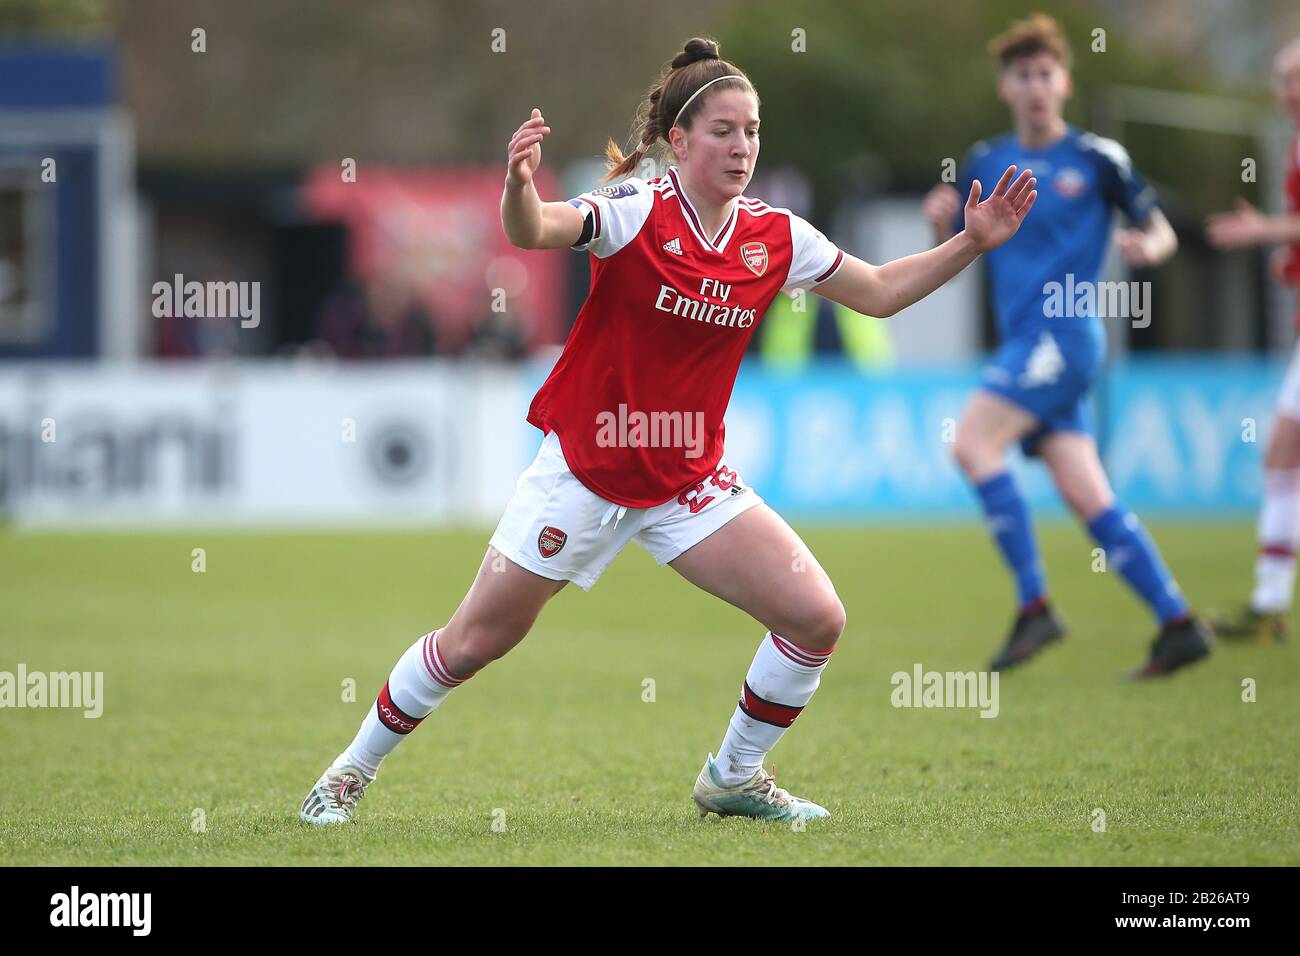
[818,165,1036,318]
[501,107,587,250]
[1206,198,1300,250]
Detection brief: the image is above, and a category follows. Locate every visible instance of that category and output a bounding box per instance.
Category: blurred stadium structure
[1,0,1298,525]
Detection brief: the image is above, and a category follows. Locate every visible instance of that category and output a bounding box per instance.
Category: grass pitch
[1,522,1295,866]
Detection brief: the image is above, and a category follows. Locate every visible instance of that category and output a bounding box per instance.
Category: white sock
[713,632,833,787]
[331,629,471,779]
[1251,470,1300,613]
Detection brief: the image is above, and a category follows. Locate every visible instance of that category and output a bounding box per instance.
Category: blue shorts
[979,328,1105,457]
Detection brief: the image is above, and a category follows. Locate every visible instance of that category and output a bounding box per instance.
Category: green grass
[1,522,1295,866]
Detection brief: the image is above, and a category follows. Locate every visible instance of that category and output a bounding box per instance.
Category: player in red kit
[1208,38,1300,642]
[300,36,1036,824]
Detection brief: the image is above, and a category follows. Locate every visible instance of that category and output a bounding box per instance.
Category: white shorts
[1279,340,1300,421]
[488,431,764,590]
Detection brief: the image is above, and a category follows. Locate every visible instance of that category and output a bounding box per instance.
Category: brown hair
[601,37,758,182]
[988,13,1073,70]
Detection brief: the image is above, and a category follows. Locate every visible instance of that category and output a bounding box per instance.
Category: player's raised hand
[506,108,552,188]
[1206,198,1270,250]
[922,183,962,231]
[963,165,1037,252]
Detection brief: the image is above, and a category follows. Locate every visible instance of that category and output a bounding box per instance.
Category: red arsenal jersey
[526,166,844,508]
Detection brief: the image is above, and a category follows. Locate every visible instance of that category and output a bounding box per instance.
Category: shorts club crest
[538,526,567,559]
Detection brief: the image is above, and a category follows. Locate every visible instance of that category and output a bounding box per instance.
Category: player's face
[998,52,1072,131]
[675,89,760,202]
[1274,53,1300,126]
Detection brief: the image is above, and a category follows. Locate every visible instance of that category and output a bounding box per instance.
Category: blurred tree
[0,0,110,35]
[715,0,1277,223]
[109,0,734,170]
[15,0,1279,216]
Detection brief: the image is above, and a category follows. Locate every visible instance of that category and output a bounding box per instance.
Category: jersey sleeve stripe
[813,249,845,284]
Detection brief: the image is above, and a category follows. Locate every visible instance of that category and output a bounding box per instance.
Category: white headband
[673,73,749,128]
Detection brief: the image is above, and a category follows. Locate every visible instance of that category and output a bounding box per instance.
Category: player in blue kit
[923,14,1212,677]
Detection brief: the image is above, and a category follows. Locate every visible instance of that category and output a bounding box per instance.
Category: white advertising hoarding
[0,362,533,526]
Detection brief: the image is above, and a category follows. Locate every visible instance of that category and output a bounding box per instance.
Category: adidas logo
[662,237,683,256]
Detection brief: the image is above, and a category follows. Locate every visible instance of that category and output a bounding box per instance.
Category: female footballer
[300,37,1035,824]
[1207,38,1300,643]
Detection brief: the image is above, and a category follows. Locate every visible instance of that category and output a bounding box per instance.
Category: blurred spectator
[315,275,437,359]
[466,310,528,362]
[154,250,250,359]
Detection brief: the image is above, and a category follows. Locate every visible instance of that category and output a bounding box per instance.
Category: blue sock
[974,472,1046,609]
[1087,504,1188,624]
